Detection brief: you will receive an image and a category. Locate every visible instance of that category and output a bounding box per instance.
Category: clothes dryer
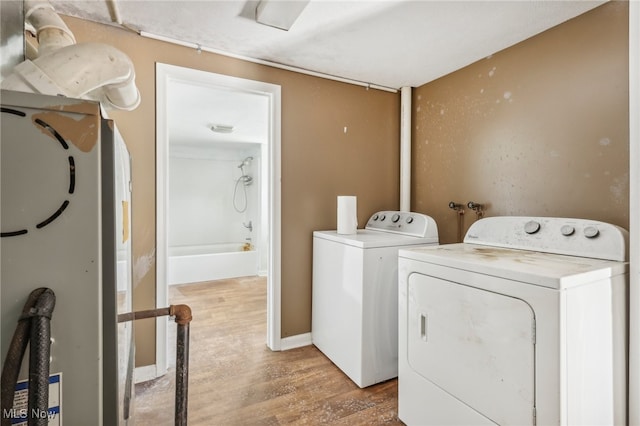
[312,211,438,388]
[398,216,628,425]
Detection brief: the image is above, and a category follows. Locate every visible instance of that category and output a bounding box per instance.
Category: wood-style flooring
[134,276,403,425]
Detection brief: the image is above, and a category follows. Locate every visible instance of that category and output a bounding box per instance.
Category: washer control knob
[392,214,401,223]
[524,221,541,234]
[561,225,575,236]
[380,214,386,221]
[584,226,600,238]
[406,216,414,224]
[372,214,379,221]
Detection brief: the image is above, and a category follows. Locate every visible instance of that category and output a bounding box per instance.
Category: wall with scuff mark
[412,1,629,244]
[61,17,400,366]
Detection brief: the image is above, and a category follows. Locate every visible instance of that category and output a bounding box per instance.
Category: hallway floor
[134,276,402,425]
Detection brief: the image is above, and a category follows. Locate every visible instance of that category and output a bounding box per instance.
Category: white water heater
[0,90,134,425]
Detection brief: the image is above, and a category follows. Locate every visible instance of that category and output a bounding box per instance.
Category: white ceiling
[50,0,607,90]
[167,78,270,148]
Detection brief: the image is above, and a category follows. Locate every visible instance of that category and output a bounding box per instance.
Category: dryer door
[407,274,535,425]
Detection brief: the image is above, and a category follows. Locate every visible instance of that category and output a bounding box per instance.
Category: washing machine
[398,216,628,425]
[312,210,439,388]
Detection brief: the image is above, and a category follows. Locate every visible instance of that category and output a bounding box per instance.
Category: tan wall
[412,1,629,244]
[63,17,400,365]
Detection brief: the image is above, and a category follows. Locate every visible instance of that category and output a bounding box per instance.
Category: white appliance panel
[398,216,628,426]
[312,238,402,386]
[464,216,628,261]
[312,238,365,383]
[312,210,439,388]
[564,277,627,424]
[362,244,401,382]
[408,273,535,425]
[0,90,133,424]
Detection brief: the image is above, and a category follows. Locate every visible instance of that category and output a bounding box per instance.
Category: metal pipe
[117,307,170,323]
[118,304,192,425]
[169,305,191,426]
[174,323,189,426]
[400,86,412,212]
[448,202,465,243]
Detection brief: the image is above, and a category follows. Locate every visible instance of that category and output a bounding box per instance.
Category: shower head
[238,156,253,168]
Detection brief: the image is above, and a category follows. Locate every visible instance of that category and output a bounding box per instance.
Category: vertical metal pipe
[174,323,190,426]
[400,86,412,212]
[118,304,191,425]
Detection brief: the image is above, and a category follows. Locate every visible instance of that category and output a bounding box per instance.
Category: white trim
[155,67,169,377]
[133,364,158,384]
[280,333,313,351]
[628,1,639,425]
[140,31,397,94]
[267,79,283,350]
[155,64,283,377]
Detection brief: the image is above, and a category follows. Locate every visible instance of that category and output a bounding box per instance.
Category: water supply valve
[448,202,464,212]
[467,201,484,219]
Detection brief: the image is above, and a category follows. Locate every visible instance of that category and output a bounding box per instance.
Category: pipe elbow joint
[2,43,142,111]
[25,0,76,57]
[170,304,193,325]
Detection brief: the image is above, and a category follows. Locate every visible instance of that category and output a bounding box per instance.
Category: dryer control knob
[561,225,575,236]
[406,216,414,224]
[372,214,379,221]
[524,221,541,234]
[392,214,401,223]
[380,214,386,221]
[584,226,600,238]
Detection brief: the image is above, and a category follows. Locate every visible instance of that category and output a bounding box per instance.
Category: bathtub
[168,243,258,285]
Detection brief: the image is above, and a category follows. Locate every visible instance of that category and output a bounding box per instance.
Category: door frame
[155,63,282,376]
[629,2,639,423]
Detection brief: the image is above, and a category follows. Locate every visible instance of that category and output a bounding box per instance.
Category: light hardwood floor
[134,276,403,425]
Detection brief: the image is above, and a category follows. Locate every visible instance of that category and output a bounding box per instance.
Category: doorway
[156,63,282,376]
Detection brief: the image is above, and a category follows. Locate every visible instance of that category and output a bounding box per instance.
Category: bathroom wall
[412,1,629,244]
[168,145,260,251]
[62,16,400,365]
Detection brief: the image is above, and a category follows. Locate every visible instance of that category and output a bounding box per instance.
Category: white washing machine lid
[314,229,438,249]
[399,243,628,290]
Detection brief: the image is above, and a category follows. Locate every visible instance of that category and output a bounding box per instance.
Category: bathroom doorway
[156,63,282,376]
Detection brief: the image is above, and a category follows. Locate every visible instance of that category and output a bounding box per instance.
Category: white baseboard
[279,332,312,351]
[134,364,158,384]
